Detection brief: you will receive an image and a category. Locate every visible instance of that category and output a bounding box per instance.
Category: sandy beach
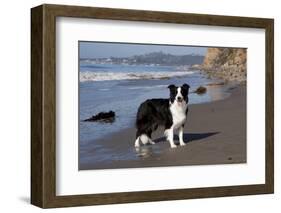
[79,84,246,170]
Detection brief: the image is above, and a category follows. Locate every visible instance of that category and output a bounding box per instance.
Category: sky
[79,41,207,59]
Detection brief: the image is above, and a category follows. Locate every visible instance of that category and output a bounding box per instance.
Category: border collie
[135,84,190,148]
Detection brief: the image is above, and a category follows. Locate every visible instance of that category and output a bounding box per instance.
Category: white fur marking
[179,126,186,146]
[170,98,187,130]
[140,134,149,145]
[135,134,155,147]
[175,87,184,101]
[166,128,176,148]
[134,137,140,147]
[167,90,187,148]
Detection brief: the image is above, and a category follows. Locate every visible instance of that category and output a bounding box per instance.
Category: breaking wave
[80,71,194,82]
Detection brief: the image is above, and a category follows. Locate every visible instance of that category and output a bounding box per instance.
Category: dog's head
[168,84,190,104]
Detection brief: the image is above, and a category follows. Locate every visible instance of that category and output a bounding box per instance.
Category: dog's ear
[168,84,176,91]
[182,84,190,93]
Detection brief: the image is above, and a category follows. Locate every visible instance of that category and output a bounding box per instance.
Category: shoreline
[79,71,227,143]
[79,83,246,170]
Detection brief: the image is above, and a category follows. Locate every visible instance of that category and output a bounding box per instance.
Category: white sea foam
[80,71,194,82]
[128,85,167,90]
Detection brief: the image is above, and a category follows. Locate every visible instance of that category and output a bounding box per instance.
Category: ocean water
[79,62,231,165]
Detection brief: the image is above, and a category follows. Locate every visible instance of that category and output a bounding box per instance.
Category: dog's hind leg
[147,130,155,145]
[135,137,140,147]
[147,138,155,145]
[140,134,150,145]
[135,130,141,147]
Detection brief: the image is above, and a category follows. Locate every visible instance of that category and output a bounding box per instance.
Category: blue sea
[79,62,230,165]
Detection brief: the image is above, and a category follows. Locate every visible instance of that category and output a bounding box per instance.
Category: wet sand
[79,85,246,170]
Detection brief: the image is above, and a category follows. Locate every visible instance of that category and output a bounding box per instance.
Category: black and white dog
[135,84,190,148]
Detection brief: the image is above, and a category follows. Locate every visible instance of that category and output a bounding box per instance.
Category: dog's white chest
[170,102,187,129]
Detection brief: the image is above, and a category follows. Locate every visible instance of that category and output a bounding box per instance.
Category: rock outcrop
[201,48,247,82]
[84,111,115,123]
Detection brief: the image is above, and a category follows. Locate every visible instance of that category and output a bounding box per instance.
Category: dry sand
[80,85,246,170]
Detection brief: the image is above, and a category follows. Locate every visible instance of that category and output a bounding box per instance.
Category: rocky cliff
[201,48,247,82]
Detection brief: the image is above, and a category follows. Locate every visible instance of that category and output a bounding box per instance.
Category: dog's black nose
[177,97,182,101]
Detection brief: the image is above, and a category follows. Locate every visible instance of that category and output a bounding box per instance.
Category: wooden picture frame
[31,4,274,208]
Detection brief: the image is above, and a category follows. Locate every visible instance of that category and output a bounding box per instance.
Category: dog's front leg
[178,126,186,146]
[165,128,177,148]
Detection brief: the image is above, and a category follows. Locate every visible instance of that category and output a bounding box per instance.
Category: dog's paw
[170,144,177,149]
[134,139,140,147]
[179,142,186,146]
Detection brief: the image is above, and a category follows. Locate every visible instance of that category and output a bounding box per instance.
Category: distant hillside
[201,48,247,82]
[131,52,205,66]
[81,51,205,66]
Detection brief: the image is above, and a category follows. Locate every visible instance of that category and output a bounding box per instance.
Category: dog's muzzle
[177,97,183,102]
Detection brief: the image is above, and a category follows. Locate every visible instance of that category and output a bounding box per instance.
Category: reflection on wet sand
[206,84,233,101]
[135,146,154,158]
